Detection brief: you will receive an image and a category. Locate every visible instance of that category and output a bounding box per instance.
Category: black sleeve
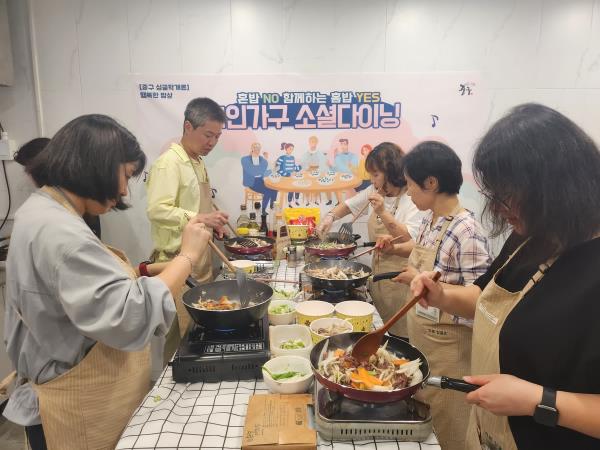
[474,233,524,290]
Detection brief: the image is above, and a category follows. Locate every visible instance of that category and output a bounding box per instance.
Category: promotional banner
[125,73,490,262]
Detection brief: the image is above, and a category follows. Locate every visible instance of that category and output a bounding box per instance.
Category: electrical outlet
[0,139,16,160]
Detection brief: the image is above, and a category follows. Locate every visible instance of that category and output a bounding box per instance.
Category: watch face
[534,404,559,427]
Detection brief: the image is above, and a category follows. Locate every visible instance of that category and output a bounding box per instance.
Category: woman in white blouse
[317,142,422,337]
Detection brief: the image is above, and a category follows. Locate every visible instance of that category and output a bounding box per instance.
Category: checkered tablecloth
[116,261,440,449]
[116,366,440,450]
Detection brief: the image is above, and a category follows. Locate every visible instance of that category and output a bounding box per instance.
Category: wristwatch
[533,387,559,427]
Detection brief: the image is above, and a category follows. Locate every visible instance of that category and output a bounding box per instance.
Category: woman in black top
[411,103,600,450]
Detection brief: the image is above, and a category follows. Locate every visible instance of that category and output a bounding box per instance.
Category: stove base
[314,381,433,442]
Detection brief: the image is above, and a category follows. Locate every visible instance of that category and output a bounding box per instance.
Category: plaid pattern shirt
[417,209,492,325]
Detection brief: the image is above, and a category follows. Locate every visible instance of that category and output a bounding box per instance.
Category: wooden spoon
[351,271,442,362]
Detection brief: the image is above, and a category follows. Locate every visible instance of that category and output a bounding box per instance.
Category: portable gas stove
[313,380,433,441]
[171,315,270,383]
[300,271,370,304]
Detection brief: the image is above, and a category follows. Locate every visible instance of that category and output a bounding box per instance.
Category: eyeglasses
[478,189,511,211]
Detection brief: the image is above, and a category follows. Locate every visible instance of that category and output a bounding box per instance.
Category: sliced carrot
[393,358,409,366]
[334,349,345,357]
[357,367,383,385]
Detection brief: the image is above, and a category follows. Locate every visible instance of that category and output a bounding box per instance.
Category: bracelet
[138,261,151,277]
[176,253,194,272]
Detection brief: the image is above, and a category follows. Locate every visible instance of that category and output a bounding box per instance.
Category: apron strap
[431,204,465,251]
[492,236,558,297]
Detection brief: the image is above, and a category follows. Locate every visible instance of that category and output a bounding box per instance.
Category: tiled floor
[0,416,25,450]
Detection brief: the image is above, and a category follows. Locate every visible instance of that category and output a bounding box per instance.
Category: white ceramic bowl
[268,174,281,183]
[295,300,335,326]
[309,317,353,343]
[340,173,354,181]
[272,287,301,301]
[262,355,313,394]
[269,324,313,359]
[268,300,297,326]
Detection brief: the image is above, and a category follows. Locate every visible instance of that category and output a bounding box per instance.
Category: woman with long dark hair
[3,114,211,450]
[411,103,600,449]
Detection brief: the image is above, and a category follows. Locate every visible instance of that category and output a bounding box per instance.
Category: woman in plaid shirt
[379,141,491,450]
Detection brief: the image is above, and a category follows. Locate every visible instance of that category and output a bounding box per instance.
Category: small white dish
[269,324,313,359]
[268,300,297,326]
[262,355,313,394]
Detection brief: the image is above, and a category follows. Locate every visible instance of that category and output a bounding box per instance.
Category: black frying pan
[224,236,275,256]
[183,278,273,329]
[304,233,361,258]
[303,260,400,291]
[310,332,477,403]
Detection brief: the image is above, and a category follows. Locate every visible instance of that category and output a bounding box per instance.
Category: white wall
[1,0,600,262]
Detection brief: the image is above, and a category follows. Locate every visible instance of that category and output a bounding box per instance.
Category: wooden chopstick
[348,235,404,260]
[349,187,383,225]
[207,240,237,273]
[212,203,238,237]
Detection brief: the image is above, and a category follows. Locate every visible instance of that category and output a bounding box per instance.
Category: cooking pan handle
[362,241,376,247]
[427,376,479,393]
[372,271,401,282]
[185,276,200,289]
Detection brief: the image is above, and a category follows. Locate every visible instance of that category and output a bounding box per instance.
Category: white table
[116,261,440,450]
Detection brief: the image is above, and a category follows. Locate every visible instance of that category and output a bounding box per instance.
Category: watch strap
[534,386,558,427]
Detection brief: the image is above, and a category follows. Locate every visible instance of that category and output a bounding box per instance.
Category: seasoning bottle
[236,205,250,228]
[247,212,259,236]
[287,246,298,268]
[259,213,268,237]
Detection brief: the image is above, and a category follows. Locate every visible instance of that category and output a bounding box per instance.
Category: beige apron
[163,159,214,362]
[33,187,150,450]
[407,206,472,450]
[465,240,553,450]
[367,195,411,337]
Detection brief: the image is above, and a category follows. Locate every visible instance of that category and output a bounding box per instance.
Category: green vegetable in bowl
[269,303,295,314]
[273,288,299,299]
[279,338,306,349]
[262,366,305,381]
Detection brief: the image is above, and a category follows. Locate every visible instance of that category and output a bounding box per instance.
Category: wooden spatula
[351,271,441,362]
